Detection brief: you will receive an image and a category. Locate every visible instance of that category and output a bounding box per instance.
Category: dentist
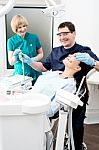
[19,21,99,150]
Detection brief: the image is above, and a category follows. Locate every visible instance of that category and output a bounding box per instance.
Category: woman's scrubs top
[7,32,42,81]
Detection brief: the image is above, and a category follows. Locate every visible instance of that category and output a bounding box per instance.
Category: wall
[53,0,99,56]
[0,15,6,76]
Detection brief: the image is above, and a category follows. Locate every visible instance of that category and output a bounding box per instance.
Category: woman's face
[16,24,27,38]
[63,54,80,69]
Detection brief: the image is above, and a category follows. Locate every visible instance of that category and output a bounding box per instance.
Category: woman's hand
[13,49,21,60]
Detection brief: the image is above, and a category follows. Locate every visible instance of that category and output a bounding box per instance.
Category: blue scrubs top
[7,32,42,81]
[42,43,99,80]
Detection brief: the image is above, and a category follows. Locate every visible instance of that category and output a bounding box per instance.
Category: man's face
[63,54,80,70]
[57,27,76,48]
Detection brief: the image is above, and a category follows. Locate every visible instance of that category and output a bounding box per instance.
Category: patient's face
[63,54,80,69]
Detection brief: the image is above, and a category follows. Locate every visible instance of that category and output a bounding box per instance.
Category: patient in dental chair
[32,54,87,117]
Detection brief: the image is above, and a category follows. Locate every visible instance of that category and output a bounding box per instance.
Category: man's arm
[19,53,47,72]
[30,61,47,72]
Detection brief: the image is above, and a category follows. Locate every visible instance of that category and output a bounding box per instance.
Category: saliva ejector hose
[19,52,26,91]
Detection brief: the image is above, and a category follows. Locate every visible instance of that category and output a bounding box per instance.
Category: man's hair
[58,21,75,33]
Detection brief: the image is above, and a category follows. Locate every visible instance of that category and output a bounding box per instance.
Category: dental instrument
[19,52,26,90]
[0,74,33,94]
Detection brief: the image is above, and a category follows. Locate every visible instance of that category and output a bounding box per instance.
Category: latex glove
[75,52,95,67]
[13,49,21,60]
[31,56,38,62]
[13,49,21,56]
[19,53,32,65]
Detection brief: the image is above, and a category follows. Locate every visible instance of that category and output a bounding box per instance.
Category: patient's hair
[74,62,89,103]
[73,62,88,80]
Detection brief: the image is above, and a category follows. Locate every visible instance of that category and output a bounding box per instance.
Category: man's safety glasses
[57,32,71,36]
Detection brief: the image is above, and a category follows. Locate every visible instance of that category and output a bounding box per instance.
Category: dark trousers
[72,104,86,150]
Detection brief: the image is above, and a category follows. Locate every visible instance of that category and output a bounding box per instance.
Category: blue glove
[31,56,38,62]
[75,52,95,67]
[19,53,32,65]
[13,49,21,56]
[13,49,21,60]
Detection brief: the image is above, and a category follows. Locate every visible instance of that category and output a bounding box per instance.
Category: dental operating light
[43,0,65,17]
[0,0,15,17]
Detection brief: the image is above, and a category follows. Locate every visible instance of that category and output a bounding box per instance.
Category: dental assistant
[7,14,43,85]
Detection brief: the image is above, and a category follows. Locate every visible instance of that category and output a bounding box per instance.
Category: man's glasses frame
[57,32,71,36]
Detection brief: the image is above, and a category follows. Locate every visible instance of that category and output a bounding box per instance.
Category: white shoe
[82,142,87,150]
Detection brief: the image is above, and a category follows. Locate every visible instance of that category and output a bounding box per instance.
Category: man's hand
[75,52,95,67]
[31,56,38,62]
[19,53,32,65]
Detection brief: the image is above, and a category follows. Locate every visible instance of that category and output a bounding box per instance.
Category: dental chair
[46,76,89,150]
[47,69,96,150]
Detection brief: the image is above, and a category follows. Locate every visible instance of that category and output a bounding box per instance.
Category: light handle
[0,0,15,17]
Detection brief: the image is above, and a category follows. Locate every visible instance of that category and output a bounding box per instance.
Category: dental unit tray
[55,89,83,150]
[0,74,33,92]
[56,89,83,109]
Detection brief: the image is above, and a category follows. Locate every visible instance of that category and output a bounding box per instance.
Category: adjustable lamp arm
[45,0,56,6]
[43,0,65,17]
[0,0,15,17]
